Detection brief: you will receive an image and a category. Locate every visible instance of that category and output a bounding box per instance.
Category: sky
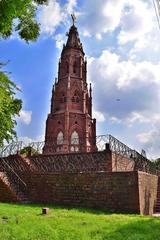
[0,0,160,159]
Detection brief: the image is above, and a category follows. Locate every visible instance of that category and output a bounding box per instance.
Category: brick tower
[43,16,97,154]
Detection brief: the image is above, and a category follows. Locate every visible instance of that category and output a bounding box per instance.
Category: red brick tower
[43,17,97,154]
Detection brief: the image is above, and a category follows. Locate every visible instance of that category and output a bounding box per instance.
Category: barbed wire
[0,134,158,175]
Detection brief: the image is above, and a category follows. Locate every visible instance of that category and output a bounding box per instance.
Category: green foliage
[0,67,22,146]
[0,0,48,146]
[153,158,160,169]
[20,146,40,156]
[0,203,160,240]
[0,0,47,41]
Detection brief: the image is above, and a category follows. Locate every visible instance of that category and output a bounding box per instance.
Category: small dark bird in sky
[116,99,121,101]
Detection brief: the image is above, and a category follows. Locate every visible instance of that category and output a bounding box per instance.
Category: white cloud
[79,0,126,37]
[83,30,91,37]
[78,0,156,49]
[39,0,77,35]
[128,28,160,63]
[118,0,153,44]
[18,135,44,144]
[93,110,105,122]
[88,48,160,134]
[137,129,160,159]
[109,116,121,124]
[95,33,102,40]
[126,112,160,127]
[65,0,77,14]
[19,110,32,125]
[39,0,62,34]
[53,33,65,49]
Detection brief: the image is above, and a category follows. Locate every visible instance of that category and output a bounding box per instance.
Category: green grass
[0,203,160,240]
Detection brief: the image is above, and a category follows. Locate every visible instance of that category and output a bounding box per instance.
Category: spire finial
[71,13,76,26]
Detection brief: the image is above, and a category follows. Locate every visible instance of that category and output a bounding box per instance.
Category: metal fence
[0,134,158,175]
[108,135,158,175]
[0,135,110,158]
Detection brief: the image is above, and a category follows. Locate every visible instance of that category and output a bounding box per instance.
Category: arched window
[70,131,79,152]
[57,131,64,145]
[71,131,79,145]
[72,90,80,103]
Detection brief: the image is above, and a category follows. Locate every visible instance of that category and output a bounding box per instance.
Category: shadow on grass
[0,201,141,216]
[1,201,160,218]
[99,218,160,240]
[21,202,117,215]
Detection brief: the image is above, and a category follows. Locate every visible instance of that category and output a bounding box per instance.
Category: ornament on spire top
[71,13,76,26]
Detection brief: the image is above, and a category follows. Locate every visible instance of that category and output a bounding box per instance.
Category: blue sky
[1,0,160,158]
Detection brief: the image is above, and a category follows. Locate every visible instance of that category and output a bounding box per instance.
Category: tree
[20,146,40,157]
[154,158,160,169]
[0,0,47,42]
[0,65,22,147]
[0,1,48,146]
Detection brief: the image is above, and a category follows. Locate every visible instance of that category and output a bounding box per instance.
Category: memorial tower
[43,15,97,154]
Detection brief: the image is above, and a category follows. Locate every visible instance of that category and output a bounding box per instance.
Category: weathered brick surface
[30,150,112,173]
[0,153,158,215]
[112,152,135,171]
[138,171,158,215]
[0,150,136,174]
[0,155,32,172]
[28,171,140,213]
[0,172,18,202]
[43,24,97,154]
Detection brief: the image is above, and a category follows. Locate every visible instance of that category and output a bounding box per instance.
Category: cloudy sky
[0,0,160,158]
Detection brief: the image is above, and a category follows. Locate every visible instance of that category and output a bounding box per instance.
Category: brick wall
[29,150,112,173]
[0,150,137,174]
[0,153,158,215]
[138,171,158,215]
[112,152,135,171]
[28,171,140,213]
[0,172,18,202]
[0,155,32,172]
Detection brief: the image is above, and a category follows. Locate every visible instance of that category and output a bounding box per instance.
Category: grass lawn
[0,203,160,240]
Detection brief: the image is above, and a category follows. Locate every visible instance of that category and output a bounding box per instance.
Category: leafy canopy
[0,0,47,41]
[0,66,22,147]
[154,158,160,169]
[0,1,48,146]
[20,146,40,157]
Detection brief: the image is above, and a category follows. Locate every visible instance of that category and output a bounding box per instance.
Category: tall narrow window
[57,131,64,145]
[72,91,80,103]
[70,131,79,152]
[71,131,79,145]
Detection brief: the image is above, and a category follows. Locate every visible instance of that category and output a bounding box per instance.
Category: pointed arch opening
[57,131,64,145]
[70,131,79,152]
[71,90,80,103]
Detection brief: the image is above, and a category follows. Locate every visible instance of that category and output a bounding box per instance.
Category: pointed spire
[62,14,83,53]
[89,83,92,98]
[52,84,55,93]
